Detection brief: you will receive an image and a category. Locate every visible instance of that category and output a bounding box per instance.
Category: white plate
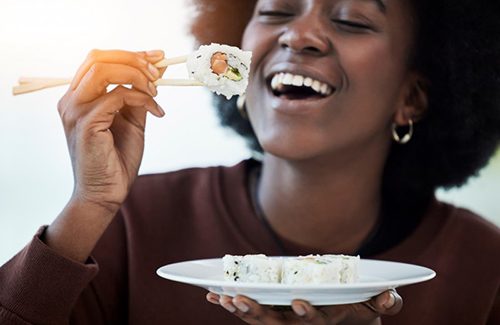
[157,258,435,306]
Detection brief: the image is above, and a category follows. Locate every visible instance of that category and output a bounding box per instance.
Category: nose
[278,15,332,56]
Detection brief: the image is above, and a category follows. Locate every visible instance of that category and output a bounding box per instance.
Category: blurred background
[0,0,498,265]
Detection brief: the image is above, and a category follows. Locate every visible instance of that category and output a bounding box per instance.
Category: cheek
[241,20,257,51]
[241,25,260,86]
[242,20,281,73]
[241,21,278,106]
[338,37,409,117]
[241,20,269,57]
[344,39,405,87]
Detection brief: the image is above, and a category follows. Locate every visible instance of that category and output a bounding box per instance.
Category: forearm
[45,198,118,263]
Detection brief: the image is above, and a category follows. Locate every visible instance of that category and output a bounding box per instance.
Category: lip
[263,63,338,115]
[265,86,333,116]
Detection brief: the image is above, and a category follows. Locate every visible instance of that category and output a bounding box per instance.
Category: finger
[96,86,163,117]
[232,295,288,325]
[75,63,157,103]
[137,49,165,63]
[206,292,220,305]
[71,49,161,90]
[137,50,167,77]
[291,300,308,318]
[79,86,163,133]
[219,295,237,314]
[129,50,164,101]
[60,86,163,131]
[292,300,336,324]
[371,289,403,316]
[158,66,167,78]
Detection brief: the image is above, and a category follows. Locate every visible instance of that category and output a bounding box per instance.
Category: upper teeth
[271,72,334,96]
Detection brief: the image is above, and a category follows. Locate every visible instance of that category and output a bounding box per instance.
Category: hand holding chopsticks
[12,54,202,96]
[13,44,250,99]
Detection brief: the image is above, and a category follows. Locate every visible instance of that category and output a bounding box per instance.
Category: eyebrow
[357,0,386,13]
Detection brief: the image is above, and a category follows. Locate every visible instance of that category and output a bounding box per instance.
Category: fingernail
[383,292,395,309]
[157,104,165,116]
[147,50,164,57]
[148,82,157,97]
[207,295,219,304]
[292,304,306,316]
[148,63,160,78]
[234,301,249,313]
[222,303,236,313]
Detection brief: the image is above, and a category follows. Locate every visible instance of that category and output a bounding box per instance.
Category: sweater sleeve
[0,226,99,325]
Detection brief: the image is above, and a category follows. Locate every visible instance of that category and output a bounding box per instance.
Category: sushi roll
[333,254,360,283]
[222,254,282,283]
[281,254,360,285]
[222,254,359,285]
[186,43,252,99]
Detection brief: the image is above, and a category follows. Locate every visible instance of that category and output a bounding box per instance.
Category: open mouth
[268,72,335,100]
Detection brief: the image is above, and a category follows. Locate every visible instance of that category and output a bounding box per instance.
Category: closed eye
[333,19,372,31]
[258,10,293,17]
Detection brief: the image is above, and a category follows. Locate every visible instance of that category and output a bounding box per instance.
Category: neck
[256,144,389,255]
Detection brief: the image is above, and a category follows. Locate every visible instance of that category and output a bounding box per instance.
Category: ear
[394,73,429,126]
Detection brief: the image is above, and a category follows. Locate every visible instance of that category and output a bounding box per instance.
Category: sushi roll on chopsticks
[156,43,252,99]
[13,43,252,98]
[187,43,252,99]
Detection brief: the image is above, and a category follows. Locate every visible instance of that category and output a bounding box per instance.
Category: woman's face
[242,0,417,161]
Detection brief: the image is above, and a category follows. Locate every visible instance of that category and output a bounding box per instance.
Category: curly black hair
[189,0,500,249]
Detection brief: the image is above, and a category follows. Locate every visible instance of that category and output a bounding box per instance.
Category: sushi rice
[223,254,282,283]
[223,254,359,284]
[187,43,252,100]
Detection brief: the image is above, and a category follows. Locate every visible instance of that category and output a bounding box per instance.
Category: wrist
[44,197,120,262]
[70,190,123,217]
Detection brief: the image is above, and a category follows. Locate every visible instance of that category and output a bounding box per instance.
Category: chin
[258,133,328,162]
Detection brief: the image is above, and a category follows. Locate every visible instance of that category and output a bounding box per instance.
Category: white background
[0,0,498,265]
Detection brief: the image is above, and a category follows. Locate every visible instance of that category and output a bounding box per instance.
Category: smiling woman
[200,0,500,234]
[193,0,500,324]
[0,0,499,324]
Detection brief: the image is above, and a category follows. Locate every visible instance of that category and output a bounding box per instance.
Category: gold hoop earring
[392,119,414,144]
[237,94,248,119]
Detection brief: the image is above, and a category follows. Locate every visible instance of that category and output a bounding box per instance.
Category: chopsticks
[154,55,188,68]
[13,78,73,96]
[12,54,202,96]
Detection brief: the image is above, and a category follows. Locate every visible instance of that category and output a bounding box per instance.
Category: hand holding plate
[207,290,402,325]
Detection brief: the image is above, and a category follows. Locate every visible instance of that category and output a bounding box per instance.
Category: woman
[0,0,499,324]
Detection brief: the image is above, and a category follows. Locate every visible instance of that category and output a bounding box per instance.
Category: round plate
[156,258,435,306]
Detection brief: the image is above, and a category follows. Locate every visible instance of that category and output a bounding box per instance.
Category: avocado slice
[224,66,243,81]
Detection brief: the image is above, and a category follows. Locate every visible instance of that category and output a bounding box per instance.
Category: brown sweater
[0,160,499,324]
